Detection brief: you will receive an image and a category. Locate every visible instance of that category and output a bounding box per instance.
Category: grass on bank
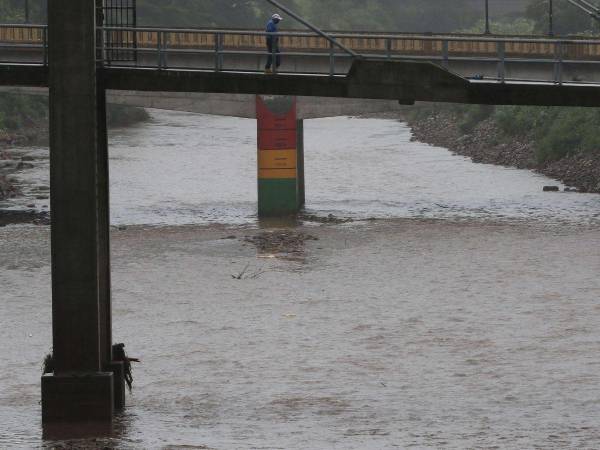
[0,93,150,136]
[405,103,600,163]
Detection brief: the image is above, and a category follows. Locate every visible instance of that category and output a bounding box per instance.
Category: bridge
[4,24,600,106]
[21,1,600,429]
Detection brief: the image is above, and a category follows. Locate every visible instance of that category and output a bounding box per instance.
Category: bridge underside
[4,60,600,107]
[0,86,402,119]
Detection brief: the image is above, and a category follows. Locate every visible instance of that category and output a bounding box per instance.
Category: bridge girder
[4,60,600,107]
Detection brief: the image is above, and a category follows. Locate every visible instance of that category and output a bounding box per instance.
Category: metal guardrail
[3,24,600,84]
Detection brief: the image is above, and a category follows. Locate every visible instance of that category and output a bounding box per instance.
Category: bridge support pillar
[297,119,305,208]
[256,95,303,216]
[42,0,116,423]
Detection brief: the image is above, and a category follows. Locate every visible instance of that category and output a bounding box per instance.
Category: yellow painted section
[258,168,297,179]
[258,149,297,170]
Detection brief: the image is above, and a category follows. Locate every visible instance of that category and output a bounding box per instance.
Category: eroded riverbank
[398,109,600,194]
[2,219,600,449]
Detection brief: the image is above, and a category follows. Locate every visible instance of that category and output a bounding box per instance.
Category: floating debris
[299,213,353,224]
[42,352,54,375]
[231,263,266,280]
[244,230,318,254]
[0,209,49,227]
[113,343,139,392]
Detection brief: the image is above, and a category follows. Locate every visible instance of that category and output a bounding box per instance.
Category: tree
[137,0,261,28]
[135,0,482,32]
[526,0,597,35]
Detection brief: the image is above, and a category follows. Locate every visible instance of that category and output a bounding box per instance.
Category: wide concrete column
[256,95,303,216]
[42,0,114,423]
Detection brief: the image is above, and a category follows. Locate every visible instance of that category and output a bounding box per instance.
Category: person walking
[265,13,283,73]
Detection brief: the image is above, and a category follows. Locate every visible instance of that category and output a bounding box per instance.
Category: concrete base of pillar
[106,361,125,410]
[41,372,114,423]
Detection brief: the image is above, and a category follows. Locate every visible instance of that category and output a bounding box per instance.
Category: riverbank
[0,126,47,202]
[396,106,600,193]
[0,96,149,222]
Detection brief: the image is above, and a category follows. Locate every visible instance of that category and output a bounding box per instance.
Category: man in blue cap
[265,13,283,74]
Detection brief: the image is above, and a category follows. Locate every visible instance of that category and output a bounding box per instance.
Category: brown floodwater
[1,112,600,448]
[2,221,600,449]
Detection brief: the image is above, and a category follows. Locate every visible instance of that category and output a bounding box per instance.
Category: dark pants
[266,39,281,69]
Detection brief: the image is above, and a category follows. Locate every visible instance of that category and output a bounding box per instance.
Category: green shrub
[493,106,540,136]
[535,108,600,162]
[107,104,150,127]
[458,104,494,133]
[0,93,47,131]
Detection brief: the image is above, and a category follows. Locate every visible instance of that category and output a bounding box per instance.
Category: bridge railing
[3,24,600,84]
[0,24,47,66]
[99,27,600,83]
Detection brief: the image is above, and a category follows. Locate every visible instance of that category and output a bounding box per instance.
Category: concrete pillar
[95,0,125,411]
[42,0,114,423]
[97,80,126,411]
[297,119,305,208]
[256,95,301,216]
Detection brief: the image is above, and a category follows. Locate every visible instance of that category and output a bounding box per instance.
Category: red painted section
[257,95,298,180]
[258,129,296,150]
[256,96,297,136]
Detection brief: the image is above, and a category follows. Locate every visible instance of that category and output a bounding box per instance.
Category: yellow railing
[2,26,600,60]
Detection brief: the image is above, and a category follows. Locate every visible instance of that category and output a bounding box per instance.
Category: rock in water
[543,186,559,192]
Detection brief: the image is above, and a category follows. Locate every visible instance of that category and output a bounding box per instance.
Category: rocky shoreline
[400,110,600,193]
[0,125,50,226]
[0,103,149,226]
[1,132,44,196]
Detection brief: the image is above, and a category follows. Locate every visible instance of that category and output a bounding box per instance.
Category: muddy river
[1,111,600,449]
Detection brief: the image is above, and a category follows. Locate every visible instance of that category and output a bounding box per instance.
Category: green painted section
[258,178,298,216]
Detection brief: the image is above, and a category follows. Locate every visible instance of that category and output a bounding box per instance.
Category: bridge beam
[42,0,115,423]
[256,95,304,216]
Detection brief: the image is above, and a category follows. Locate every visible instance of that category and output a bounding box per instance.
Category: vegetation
[434,8,600,165]
[0,92,47,131]
[136,0,481,31]
[405,102,600,164]
[495,106,600,162]
[525,0,598,35]
[134,0,600,34]
[0,0,46,23]
[0,0,596,36]
[0,93,148,135]
[107,104,150,128]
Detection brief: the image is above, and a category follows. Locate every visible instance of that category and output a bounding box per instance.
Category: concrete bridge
[5,23,600,109]
[9,2,600,429]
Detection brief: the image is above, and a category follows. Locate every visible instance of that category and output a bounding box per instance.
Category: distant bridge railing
[3,24,600,84]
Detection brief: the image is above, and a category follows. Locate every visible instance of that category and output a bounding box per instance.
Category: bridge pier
[41,0,121,423]
[297,118,305,208]
[256,95,304,216]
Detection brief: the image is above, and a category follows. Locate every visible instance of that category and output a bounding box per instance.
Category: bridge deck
[4,59,600,107]
[3,25,600,85]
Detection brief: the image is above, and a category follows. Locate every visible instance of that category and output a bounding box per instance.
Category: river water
[1,111,600,448]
